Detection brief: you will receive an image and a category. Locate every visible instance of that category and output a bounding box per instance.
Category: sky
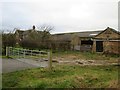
[0,0,119,34]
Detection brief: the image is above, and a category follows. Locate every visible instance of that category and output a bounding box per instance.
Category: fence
[6,47,52,69]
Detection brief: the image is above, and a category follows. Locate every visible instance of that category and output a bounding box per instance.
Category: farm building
[15,25,42,44]
[14,25,51,48]
[14,26,120,54]
[92,27,120,54]
[52,27,120,54]
[51,30,101,51]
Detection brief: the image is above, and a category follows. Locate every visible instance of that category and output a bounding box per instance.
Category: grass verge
[2,64,119,88]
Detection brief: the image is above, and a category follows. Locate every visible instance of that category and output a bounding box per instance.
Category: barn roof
[75,31,102,38]
[94,27,120,37]
[52,30,103,41]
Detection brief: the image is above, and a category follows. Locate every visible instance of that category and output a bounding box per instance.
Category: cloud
[1,0,118,33]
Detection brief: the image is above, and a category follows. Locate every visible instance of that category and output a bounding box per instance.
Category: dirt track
[57,59,118,66]
[2,57,119,73]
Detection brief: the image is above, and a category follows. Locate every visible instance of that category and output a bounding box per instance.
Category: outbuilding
[92,27,120,54]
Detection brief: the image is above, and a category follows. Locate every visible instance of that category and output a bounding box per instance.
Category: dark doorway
[81,40,93,45]
[96,41,103,52]
[80,40,93,51]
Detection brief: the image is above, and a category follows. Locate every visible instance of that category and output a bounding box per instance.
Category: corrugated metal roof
[52,30,103,41]
[75,31,102,38]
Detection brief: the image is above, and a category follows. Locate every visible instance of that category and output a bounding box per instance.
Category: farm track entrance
[6,47,51,67]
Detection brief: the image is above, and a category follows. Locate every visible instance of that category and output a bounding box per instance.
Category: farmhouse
[52,27,120,54]
[15,25,41,44]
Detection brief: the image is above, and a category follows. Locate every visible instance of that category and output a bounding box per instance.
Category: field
[2,51,120,88]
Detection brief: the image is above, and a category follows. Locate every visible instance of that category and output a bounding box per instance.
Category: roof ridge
[53,30,103,35]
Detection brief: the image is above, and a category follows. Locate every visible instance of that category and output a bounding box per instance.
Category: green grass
[1,56,12,59]
[2,65,119,88]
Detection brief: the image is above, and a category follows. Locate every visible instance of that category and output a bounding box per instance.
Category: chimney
[33,25,35,30]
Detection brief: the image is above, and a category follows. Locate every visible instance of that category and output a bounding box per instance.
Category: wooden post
[6,47,8,56]
[39,51,41,59]
[31,50,32,56]
[18,48,19,58]
[48,50,52,70]
[12,47,13,56]
[24,49,25,58]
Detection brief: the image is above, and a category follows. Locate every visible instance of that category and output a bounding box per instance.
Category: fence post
[24,49,25,58]
[48,51,52,70]
[6,47,9,57]
[31,50,32,56]
[9,47,11,56]
[17,48,19,58]
[12,47,13,56]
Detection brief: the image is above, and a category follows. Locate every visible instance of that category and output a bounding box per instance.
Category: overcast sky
[0,0,119,34]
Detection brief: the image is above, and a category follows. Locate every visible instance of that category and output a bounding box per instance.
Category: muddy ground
[52,56,119,66]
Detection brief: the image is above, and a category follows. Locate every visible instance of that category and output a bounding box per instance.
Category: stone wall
[92,27,120,54]
[92,41,120,54]
[103,41,120,54]
[92,41,96,52]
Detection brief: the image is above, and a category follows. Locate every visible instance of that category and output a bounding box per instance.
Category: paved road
[2,58,47,73]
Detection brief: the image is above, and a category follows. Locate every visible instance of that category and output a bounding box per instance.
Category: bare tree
[38,24,54,32]
[38,24,54,48]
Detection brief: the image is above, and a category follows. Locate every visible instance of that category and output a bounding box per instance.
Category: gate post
[48,51,52,70]
[6,47,9,57]
[23,49,25,58]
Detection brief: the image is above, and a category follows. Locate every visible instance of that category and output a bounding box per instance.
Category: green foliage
[2,33,16,47]
[19,29,51,49]
[2,32,16,55]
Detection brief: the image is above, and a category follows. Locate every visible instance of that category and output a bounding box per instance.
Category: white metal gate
[6,47,52,69]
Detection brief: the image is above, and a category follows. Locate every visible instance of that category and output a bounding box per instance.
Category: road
[2,58,48,73]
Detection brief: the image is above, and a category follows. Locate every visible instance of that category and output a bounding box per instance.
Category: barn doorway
[96,41,103,52]
[80,40,93,51]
